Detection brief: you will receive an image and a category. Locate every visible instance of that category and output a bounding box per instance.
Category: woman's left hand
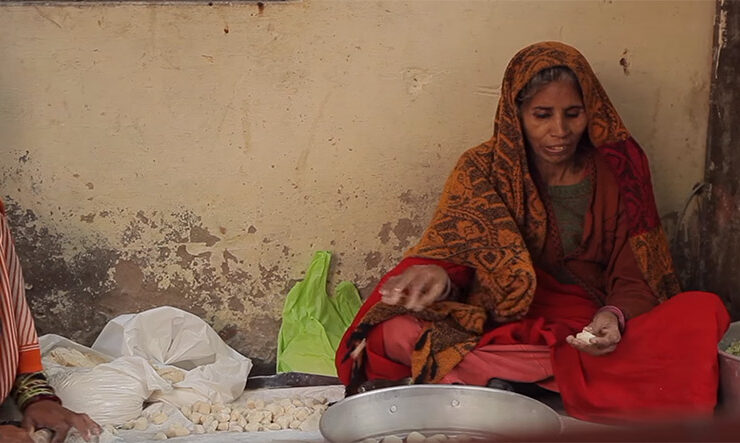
[566,310,621,356]
[21,400,100,443]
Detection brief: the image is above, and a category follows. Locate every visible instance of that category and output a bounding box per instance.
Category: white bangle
[437,275,452,301]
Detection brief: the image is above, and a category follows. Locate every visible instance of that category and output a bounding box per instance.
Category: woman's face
[519,78,588,172]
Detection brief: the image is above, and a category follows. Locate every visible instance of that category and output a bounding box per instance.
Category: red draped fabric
[337,259,729,423]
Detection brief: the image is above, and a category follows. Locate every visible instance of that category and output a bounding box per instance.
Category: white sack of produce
[41,335,171,426]
[91,306,252,407]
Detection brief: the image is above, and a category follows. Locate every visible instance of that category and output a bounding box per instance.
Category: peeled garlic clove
[133,416,149,431]
[228,423,244,432]
[576,329,596,342]
[151,412,168,425]
[406,431,426,443]
[205,421,218,433]
[153,432,168,440]
[244,422,261,432]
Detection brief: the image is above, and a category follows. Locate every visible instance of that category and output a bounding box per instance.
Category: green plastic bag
[276,251,362,376]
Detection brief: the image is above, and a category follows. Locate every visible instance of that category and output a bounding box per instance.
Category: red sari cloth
[337,258,730,424]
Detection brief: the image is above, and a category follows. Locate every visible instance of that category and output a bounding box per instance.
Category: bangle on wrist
[597,305,625,332]
[437,275,452,301]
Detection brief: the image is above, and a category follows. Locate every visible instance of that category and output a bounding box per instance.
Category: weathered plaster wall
[0,0,715,372]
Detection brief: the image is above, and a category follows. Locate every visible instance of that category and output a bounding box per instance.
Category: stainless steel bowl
[319,384,562,442]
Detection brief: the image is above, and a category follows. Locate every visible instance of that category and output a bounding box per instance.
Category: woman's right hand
[379,264,450,311]
[0,425,33,443]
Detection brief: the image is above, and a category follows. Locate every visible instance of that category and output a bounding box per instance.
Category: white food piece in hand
[153,432,168,440]
[406,431,426,443]
[381,436,403,443]
[151,412,168,425]
[133,416,149,431]
[576,329,596,342]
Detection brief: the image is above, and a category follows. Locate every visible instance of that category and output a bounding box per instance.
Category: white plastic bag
[41,335,170,426]
[91,306,252,406]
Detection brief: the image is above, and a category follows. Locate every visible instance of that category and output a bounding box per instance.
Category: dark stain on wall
[2,197,290,375]
[4,199,118,346]
[698,0,740,319]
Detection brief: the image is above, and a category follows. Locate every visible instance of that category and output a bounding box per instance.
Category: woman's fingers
[380,265,448,310]
[380,275,406,304]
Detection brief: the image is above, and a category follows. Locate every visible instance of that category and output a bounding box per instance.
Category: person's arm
[0,208,100,443]
[604,201,661,321]
[567,195,659,356]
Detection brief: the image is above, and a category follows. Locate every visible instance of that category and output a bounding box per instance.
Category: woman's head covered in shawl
[407,41,678,321]
[495,41,630,152]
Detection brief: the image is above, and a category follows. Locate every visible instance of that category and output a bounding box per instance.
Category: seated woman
[0,200,100,442]
[336,41,729,424]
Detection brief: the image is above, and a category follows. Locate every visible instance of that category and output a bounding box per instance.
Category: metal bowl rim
[320,384,563,440]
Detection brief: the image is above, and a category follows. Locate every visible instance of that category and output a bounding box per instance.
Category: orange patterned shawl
[406,41,679,322]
